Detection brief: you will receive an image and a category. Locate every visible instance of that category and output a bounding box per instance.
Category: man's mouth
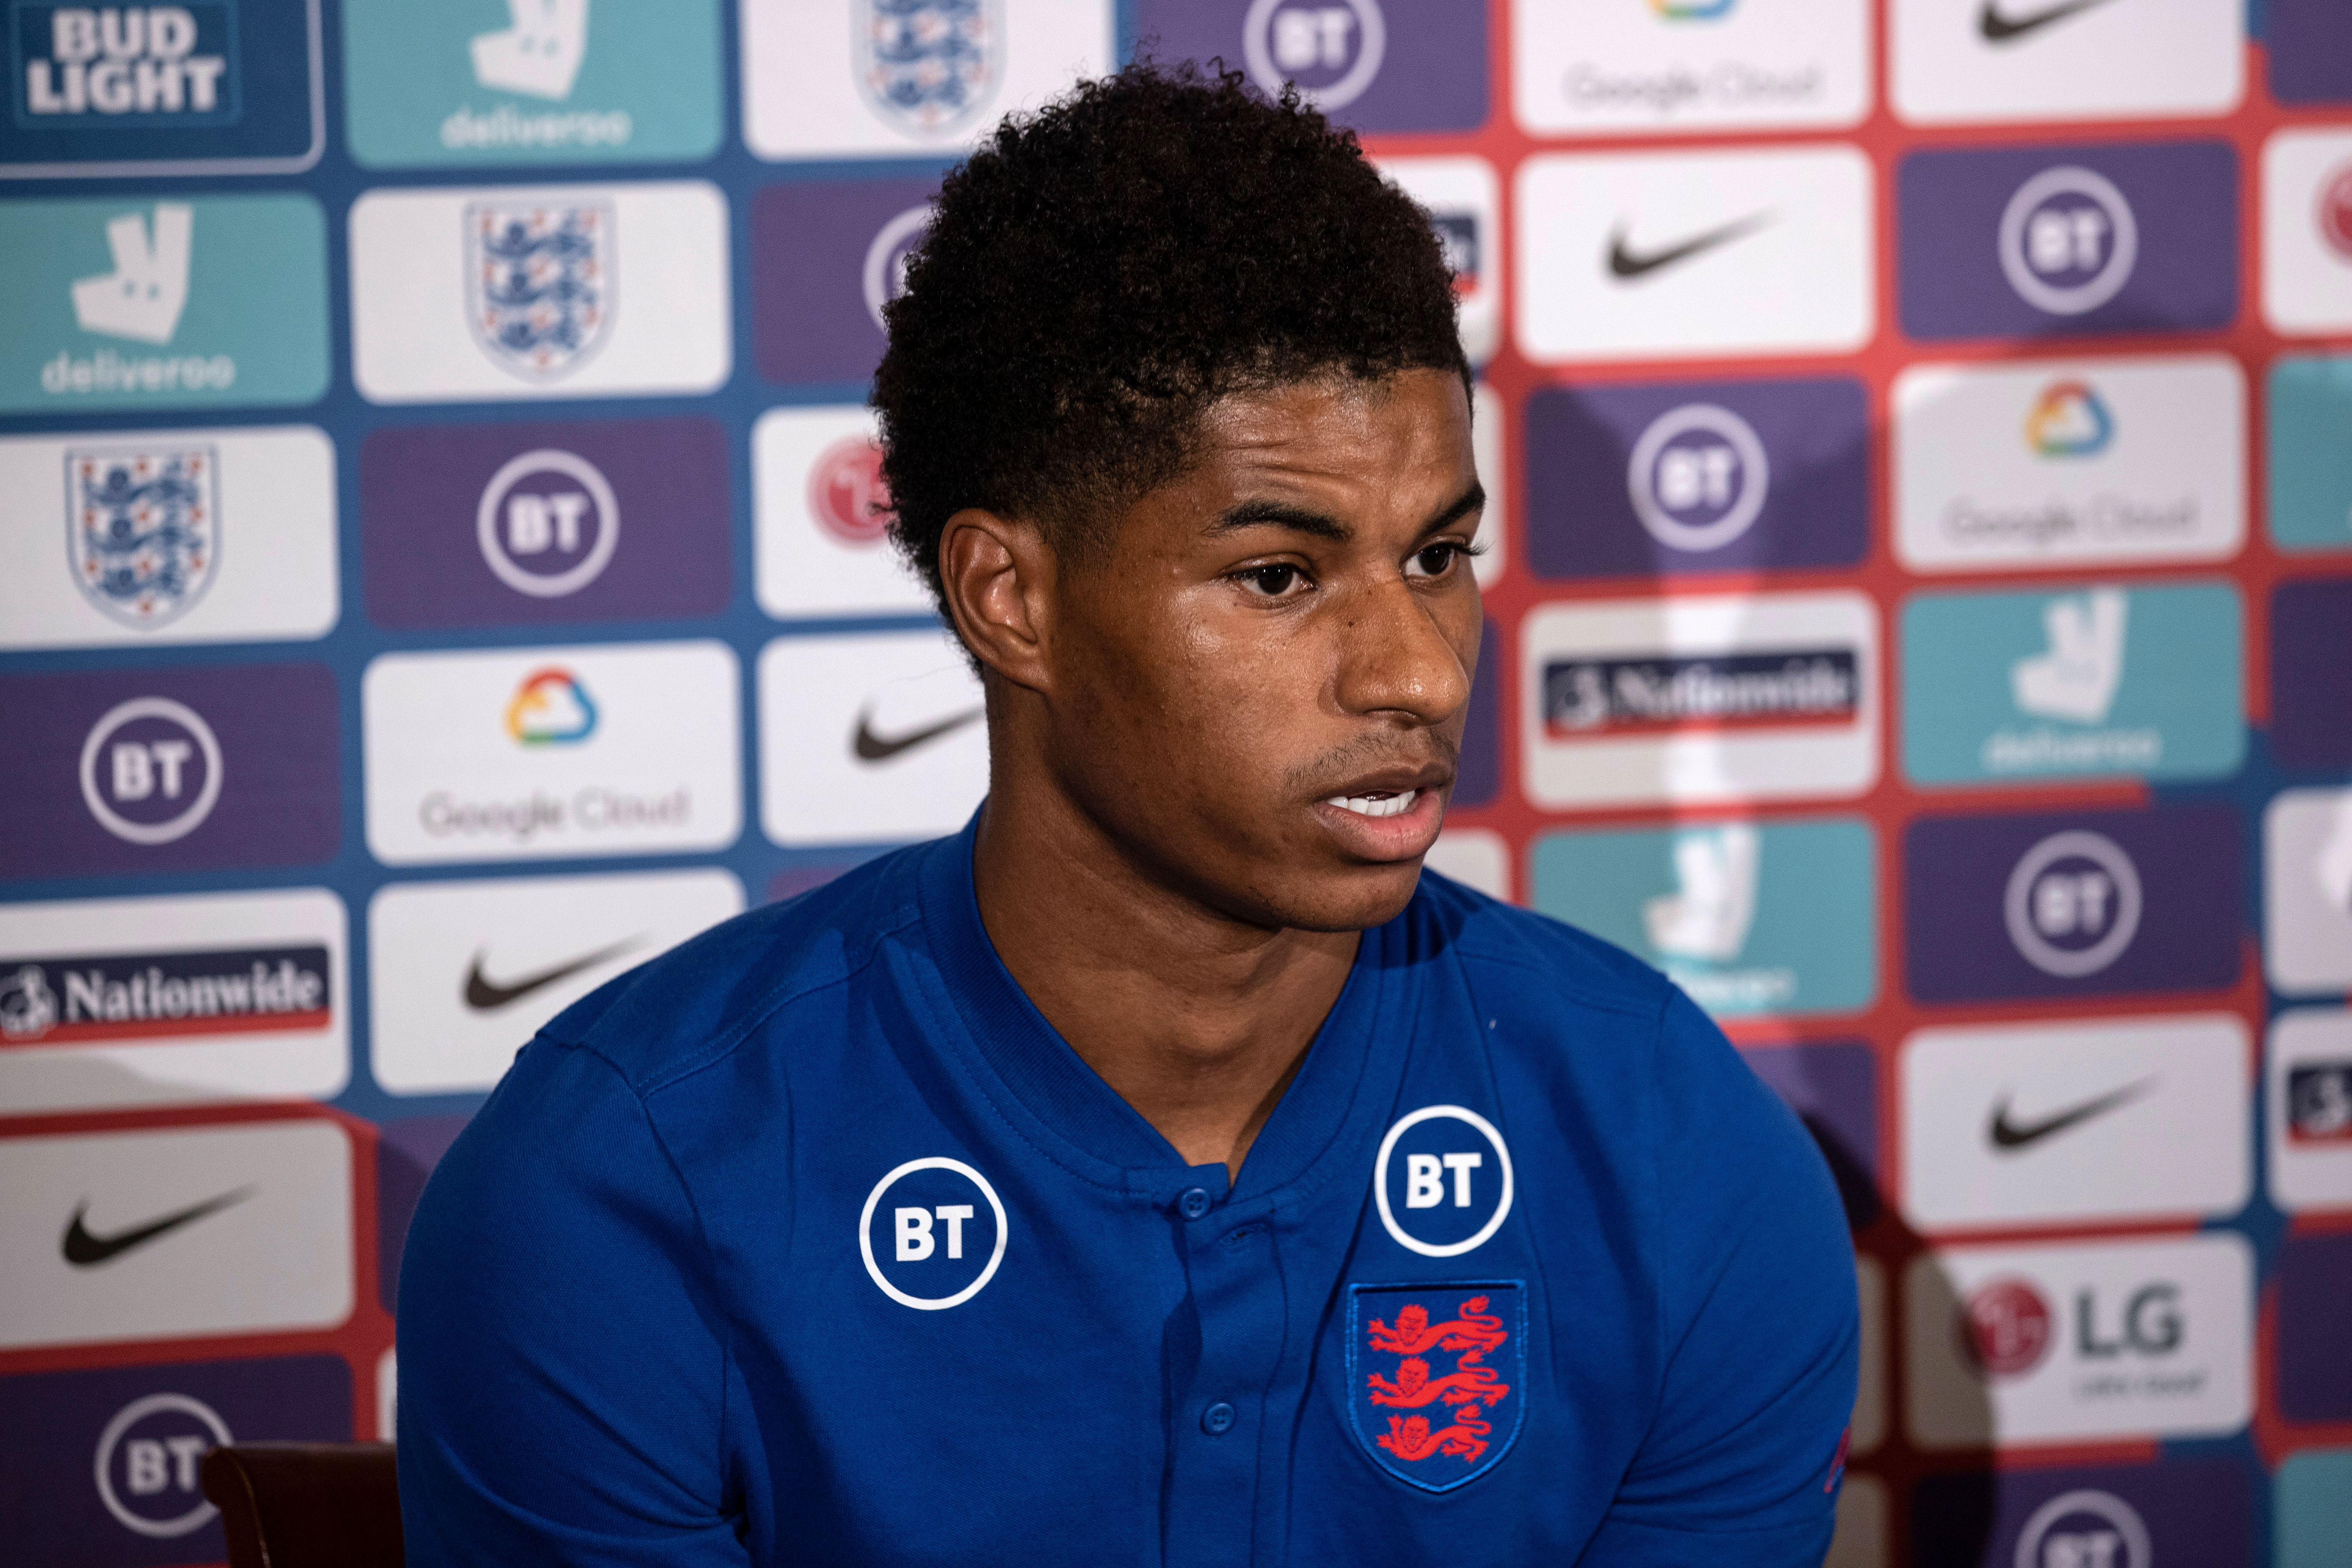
[1322,788,1421,820]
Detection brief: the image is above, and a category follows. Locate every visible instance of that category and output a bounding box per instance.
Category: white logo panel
[2269,1008,2352,1215]
[1515,146,1873,364]
[0,424,337,650]
[1376,156,1499,367]
[1893,355,2244,572]
[2262,129,2352,337]
[1520,590,1880,809]
[1511,0,1869,136]
[2265,788,2352,994]
[349,181,729,404]
[1891,0,2241,127]
[758,628,988,848]
[1899,1014,2250,1232]
[1423,827,1509,902]
[369,868,744,1096]
[1470,381,1506,590]
[741,0,1111,160]
[0,1118,354,1351]
[1903,1234,2252,1449]
[0,888,349,1116]
[364,640,741,866]
[753,405,932,620]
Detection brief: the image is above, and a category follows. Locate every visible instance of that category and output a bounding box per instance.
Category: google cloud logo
[504,668,598,746]
[1651,0,1735,15]
[2024,380,2113,459]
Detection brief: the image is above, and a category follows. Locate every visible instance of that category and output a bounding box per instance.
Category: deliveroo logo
[2012,587,2127,725]
[1643,824,1758,964]
[472,0,588,99]
[71,202,191,345]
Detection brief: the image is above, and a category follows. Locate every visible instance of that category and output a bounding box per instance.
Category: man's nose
[1333,575,1473,726]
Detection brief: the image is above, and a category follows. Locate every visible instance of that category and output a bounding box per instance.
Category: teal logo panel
[0,195,328,413]
[341,0,722,168]
[1901,581,2242,787]
[2270,355,2352,555]
[1529,817,1877,1020]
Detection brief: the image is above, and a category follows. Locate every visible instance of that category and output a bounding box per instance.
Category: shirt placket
[1161,1182,1288,1568]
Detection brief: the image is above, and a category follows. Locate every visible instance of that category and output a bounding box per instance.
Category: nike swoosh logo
[1988,1077,2156,1151]
[1606,211,1774,280]
[62,1188,251,1267]
[463,937,643,1011]
[853,705,983,762]
[1979,0,2118,43]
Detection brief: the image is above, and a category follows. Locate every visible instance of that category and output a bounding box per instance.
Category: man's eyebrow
[1420,481,1486,538]
[1207,481,1486,543]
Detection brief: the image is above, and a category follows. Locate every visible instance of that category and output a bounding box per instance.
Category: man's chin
[1256,856,1430,935]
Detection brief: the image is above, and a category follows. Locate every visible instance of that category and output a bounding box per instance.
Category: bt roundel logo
[1374,1105,1514,1258]
[859,1156,1007,1310]
[2318,160,2352,264]
[1626,403,1769,553]
[94,1391,232,1538]
[863,206,931,331]
[2013,1489,2151,1568]
[475,449,620,600]
[808,435,894,547]
[2003,830,2143,979]
[78,696,222,845]
[1244,0,1385,110]
[1962,1276,2054,1379]
[1999,166,2139,317]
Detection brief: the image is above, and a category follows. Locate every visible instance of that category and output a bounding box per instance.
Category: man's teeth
[1325,789,1419,819]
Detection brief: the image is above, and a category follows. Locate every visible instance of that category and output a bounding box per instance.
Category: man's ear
[939,507,1056,695]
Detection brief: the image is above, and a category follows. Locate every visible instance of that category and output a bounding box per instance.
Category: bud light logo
[2004,830,2142,978]
[1243,0,1385,110]
[1373,1105,1514,1258]
[77,695,221,845]
[2000,166,2139,316]
[475,448,619,599]
[67,443,218,629]
[93,1391,230,1537]
[15,4,237,126]
[808,434,893,546]
[1626,403,1769,552]
[1964,1276,2055,1378]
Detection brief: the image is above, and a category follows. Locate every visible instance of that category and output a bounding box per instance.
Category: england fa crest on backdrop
[857,0,1001,135]
[66,445,219,630]
[464,201,614,380]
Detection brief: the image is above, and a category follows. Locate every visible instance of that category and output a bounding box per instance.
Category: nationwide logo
[1978,0,2116,43]
[464,200,612,380]
[77,694,222,845]
[2288,1061,2352,1145]
[2319,159,2352,264]
[447,0,631,153]
[1606,209,1771,281]
[1348,1285,1526,1491]
[2000,165,2138,316]
[15,4,236,123]
[1544,648,1859,737]
[1963,1276,2054,1376]
[93,1390,231,1538]
[475,448,618,599]
[1243,0,1384,110]
[857,0,1000,134]
[505,667,597,745]
[1429,208,1479,296]
[67,443,217,629]
[2004,829,2141,979]
[808,434,894,546]
[1626,402,1768,551]
[0,944,328,1045]
[2025,379,2113,457]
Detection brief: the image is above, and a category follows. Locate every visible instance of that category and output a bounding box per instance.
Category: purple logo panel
[361,418,730,630]
[1739,1040,1878,1228]
[2278,1230,2352,1423]
[1131,0,1486,134]
[2268,0,2352,105]
[0,1355,349,1568]
[0,665,338,882]
[1525,377,1867,580]
[1902,805,2240,1004]
[753,177,938,388]
[1898,141,2237,341]
[1453,621,1500,809]
[2272,579,2352,768]
[1910,1459,2249,1568]
[377,1113,472,1314]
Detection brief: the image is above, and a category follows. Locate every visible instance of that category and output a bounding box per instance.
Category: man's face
[1040,368,1484,933]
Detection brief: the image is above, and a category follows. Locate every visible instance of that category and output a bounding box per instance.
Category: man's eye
[1407,543,1465,579]
[1240,564,1304,597]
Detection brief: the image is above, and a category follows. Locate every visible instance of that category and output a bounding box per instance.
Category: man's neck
[970,781,1359,1182]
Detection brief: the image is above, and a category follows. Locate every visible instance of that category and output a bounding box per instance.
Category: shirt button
[1201,1401,1236,1436]
[1179,1187,1213,1219]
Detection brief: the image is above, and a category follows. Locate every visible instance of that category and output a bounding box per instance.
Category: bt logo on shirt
[859,1156,1007,1310]
[1375,1106,1513,1258]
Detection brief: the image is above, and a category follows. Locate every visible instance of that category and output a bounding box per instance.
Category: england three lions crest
[465,201,615,380]
[857,0,1002,135]
[1347,1284,1526,1492]
[67,445,220,630]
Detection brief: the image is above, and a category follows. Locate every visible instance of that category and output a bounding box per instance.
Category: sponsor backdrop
[0,0,2347,1562]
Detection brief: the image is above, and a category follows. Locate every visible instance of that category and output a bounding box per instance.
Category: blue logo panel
[1,0,320,175]
[1900,581,2244,786]
[1346,1283,1525,1492]
[2270,356,2352,555]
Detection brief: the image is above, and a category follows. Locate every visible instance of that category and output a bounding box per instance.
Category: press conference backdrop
[1,0,2349,1561]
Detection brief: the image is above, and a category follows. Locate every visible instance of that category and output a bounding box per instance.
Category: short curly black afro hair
[871,60,1469,615]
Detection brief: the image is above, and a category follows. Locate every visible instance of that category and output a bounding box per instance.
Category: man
[398,63,1858,1566]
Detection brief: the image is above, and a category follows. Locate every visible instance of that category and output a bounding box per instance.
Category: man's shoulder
[1413,866,1673,1027]
[533,842,934,1095]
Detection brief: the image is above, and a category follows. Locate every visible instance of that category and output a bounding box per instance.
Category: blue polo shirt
[397,815,1858,1566]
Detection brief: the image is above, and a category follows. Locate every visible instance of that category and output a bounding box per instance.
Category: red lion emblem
[1366,1295,1513,1465]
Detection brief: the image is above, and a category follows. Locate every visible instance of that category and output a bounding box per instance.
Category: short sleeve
[396,1038,750,1568]
[1581,990,1861,1566]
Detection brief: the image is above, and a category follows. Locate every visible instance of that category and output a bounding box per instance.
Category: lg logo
[93,1391,230,1538]
[78,696,222,845]
[808,434,894,548]
[2003,830,2143,978]
[1375,1105,1514,1258]
[1626,403,1769,552]
[2000,166,2139,316]
[1244,0,1384,110]
[476,449,619,599]
[1962,1275,2182,1381]
[2013,1490,2150,1568]
[858,1156,1007,1310]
